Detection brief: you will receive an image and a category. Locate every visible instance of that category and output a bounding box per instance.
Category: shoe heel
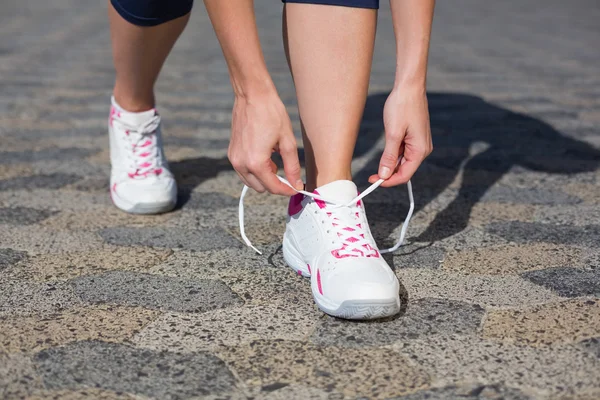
[282,234,311,277]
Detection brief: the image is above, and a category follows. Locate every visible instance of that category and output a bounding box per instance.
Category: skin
[368,0,435,187]
[283,4,377,191]
[109,0,435,194]
[108,2,190,112]
[209,0,434,194]
[204,0,302,196]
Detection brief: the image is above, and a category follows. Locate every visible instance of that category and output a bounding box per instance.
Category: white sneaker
[282,180,401,319]
[108,97,177,214]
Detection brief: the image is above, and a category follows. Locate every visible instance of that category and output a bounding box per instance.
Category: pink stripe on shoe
[317,269,323,295]
[288,193,304,216]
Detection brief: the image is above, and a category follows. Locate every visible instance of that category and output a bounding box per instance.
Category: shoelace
[114,114,162,178]
[325,200,379,258]
[239,176,414,255]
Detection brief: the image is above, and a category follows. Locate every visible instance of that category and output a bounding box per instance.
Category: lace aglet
[249,244,262,255]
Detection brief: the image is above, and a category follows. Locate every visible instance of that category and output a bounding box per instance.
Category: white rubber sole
[111,190,176,215]
[313,289,401,320]
[283,233,401,320]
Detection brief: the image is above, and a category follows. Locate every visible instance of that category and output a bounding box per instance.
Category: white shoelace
[239,176,414,255]
[114,115,162,178]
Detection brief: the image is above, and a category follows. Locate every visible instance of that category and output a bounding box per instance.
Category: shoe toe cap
[115,177,177,206]
[321,258,399,302]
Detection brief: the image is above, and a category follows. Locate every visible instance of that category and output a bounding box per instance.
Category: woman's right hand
[228,92,303,196]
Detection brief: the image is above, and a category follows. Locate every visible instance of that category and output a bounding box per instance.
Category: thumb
[279,138,303,190]
[378,134,403,180]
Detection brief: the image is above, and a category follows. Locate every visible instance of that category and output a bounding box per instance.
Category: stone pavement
[1,0,599,398]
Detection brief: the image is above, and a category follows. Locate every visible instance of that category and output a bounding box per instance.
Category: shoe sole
[111,191,176,215]
[314,291,401,320]
[283,234,401,320]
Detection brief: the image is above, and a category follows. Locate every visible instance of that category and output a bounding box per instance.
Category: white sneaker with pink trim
[282,180,401,319]
[108,97,177,214]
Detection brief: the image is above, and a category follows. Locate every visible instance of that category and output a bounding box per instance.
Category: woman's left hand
[368,85,433,187]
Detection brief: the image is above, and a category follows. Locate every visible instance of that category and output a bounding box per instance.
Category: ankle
[112,86,155,113]
[306,171,353,192]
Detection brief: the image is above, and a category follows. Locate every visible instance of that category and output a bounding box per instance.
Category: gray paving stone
[2,127,102,140]
[31,159,109,179]
[392,383,532,400]
[259,384,331,400]
[480,185,582,205]
[164,136,230,149]
[310,298,484,348]
[99,226,242,251]
[577,337,600,359]
[72,271,243,313]
[0,226,105,254]
[69,176,109,192]
[393,336,600,397]
[133,303,319,352]
[521,267,600,298]
[0,352,44,399]
[0,173,82,190]
[0,280,81,317]
[34,341,238,399]
[486,221,600,247]
[182,192,239,210]
[398,269,561,308]
[534,205,600,226]
[0,148,97,164]
[0,206,57,225]
[392,245,445,269]
[0,248,27,270]
[421,227,510,251]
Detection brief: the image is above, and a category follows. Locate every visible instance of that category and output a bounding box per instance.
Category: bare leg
[283,3,377,191]
[108,2,190,112]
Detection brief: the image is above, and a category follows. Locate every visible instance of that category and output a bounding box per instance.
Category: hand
[228,92,303,196]
[369,85,433,187]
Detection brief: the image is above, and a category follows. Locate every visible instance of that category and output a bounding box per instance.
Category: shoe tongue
[314,180,358,204]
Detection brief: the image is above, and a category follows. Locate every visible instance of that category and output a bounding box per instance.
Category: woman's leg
[107,0,192,214]
[283,3,377,191]
[109,0,191,112]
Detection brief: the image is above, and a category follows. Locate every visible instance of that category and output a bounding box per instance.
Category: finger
[244,172,267,193]
[379,157,421,187]
[279,137,303,190]
[235,171,253,188]
[251,160,297,196]
[378,131,405,180]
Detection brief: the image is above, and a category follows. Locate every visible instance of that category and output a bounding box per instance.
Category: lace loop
[113,114,162,177]
[239,176,414,256]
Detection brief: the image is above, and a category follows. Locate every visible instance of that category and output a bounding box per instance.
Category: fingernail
[295,180,304,190]
[379,166,391,179]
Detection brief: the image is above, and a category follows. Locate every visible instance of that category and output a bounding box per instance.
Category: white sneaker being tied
[108,97,177,214]
[239,177,414,320]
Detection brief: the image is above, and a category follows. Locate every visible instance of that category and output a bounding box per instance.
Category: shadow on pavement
[357,92,600,245]
[170,92,600,246]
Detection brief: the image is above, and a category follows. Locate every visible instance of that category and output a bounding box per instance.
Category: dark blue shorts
[112,0,378,27]
[282,0,379,9]
[111,0,194,27]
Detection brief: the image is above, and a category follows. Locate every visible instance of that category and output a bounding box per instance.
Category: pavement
[1,0,599,399]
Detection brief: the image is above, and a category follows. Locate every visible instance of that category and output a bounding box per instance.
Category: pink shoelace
[111,109,163,179]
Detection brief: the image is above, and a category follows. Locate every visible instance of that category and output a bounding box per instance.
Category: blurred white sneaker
[108,97,177,214]
[282,180,400,319]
